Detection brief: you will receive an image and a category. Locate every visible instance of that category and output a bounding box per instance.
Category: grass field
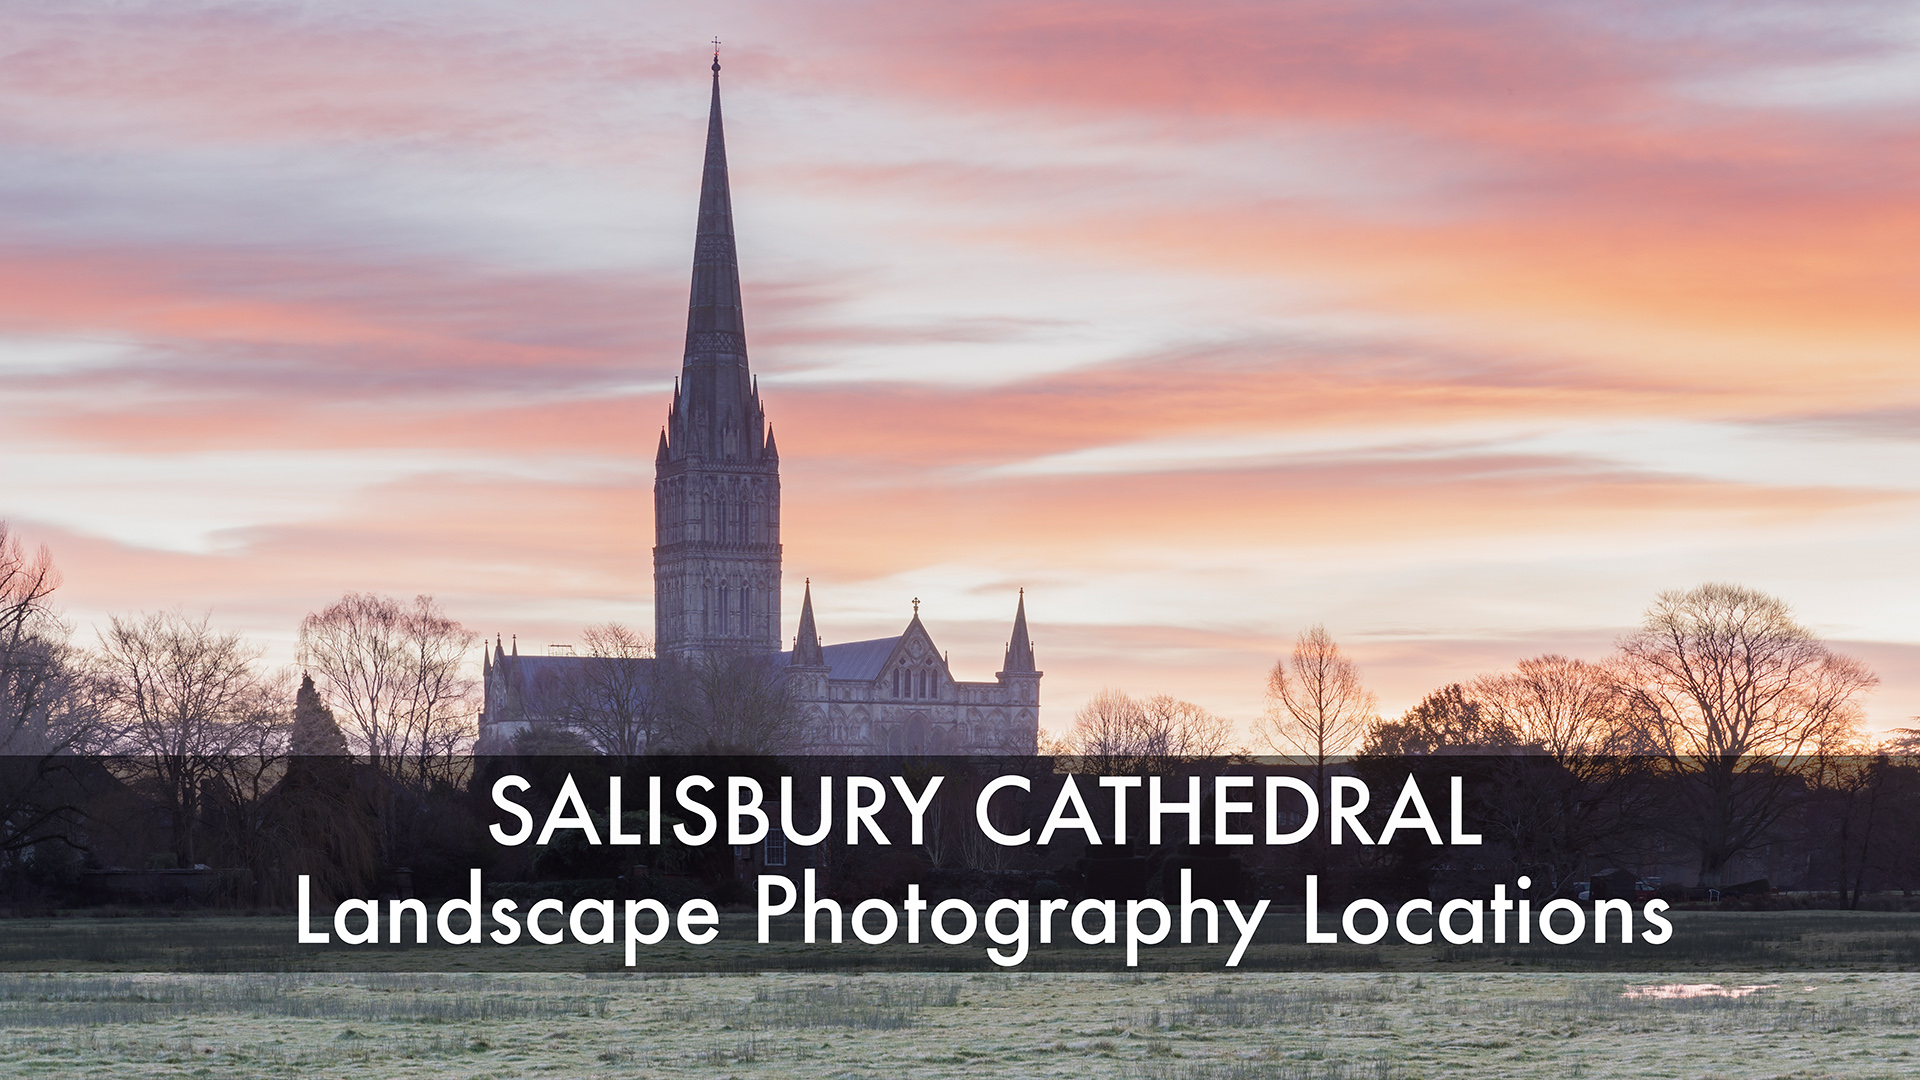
[1,969,1916,1078]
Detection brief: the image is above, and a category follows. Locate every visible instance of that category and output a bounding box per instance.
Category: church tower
[654,54,781,659]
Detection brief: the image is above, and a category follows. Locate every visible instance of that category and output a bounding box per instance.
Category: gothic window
[741,585,752,636]
[891,669,900,697]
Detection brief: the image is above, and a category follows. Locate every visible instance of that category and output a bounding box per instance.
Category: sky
[2,0,1917,738]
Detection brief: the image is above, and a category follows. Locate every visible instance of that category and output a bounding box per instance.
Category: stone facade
[478,61,1039,755]
[784,587,1041,755]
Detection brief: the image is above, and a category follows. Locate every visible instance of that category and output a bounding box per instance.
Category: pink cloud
[2,0,1914,733]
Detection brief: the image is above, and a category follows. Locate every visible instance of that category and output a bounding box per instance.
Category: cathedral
[478,59,1040,755]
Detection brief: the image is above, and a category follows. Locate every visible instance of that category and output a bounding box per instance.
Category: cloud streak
[2,0,1915,732]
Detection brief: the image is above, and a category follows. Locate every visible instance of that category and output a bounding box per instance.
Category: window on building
[764,829,787,868]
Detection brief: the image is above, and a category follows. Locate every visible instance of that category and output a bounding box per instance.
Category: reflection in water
[1622,983,1778,999]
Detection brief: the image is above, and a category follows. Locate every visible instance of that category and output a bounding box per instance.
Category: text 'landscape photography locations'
[2,2,1918,1077]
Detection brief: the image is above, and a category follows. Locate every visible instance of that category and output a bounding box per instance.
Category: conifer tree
[289,672,349,757]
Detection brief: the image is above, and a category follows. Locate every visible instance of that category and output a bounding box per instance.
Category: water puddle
[1622,983,1778,1000]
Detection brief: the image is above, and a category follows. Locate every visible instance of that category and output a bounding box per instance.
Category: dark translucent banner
[2,754,1915,972]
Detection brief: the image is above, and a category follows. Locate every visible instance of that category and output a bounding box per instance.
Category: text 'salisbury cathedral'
[479,60,1041,754]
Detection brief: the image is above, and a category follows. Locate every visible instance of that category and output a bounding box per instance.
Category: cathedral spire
[653,58,782,660]
[792,578,825,666]
[683,57,746,372]
[1002,589,1036,673]
[662,54,768,466]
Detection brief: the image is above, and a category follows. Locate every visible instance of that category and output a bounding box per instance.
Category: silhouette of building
[479,58,1040,754]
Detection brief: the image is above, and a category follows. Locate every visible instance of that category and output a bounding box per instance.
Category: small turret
[792,579,826,667]
[1001,589,1036,673]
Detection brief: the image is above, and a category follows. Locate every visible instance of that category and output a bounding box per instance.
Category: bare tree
[1806,745,1899,909]
[654,647,800,754]
[1465,656,1659,893]
[1136,694,1235,762]
[1058,688,1233,773]
[298,593,477,791]
[1470,655,1643,760]
[1259,625,1376,790]
[0,523,100,756]
[97,611,281,868]
[0,526,108,872]
[1617,583,1876,887]
[553,623,658,757]
[1059,688,1144,769]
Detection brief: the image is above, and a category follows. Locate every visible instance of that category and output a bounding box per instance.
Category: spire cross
[711,37,722,73]
[912,597,920,616]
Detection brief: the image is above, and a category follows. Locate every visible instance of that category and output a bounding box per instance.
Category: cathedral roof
[492,653,653,718]
[778,635,902,682]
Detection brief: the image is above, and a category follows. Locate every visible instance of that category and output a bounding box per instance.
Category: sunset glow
[3,1,1916,734]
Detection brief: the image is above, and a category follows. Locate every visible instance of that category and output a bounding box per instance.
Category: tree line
[0,522,816,902]
[0,523,480,900]
[5,514,1913,903]
[1055,582,1915,896]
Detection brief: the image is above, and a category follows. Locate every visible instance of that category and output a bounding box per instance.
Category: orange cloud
[4,0,1915,735]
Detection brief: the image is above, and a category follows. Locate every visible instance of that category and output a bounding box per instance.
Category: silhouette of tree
[1617,583,1874,888]
[1363,683,1516,755]
[0,525,107,873]
[552,623,657,758]
[1470,655,1645,759]
[1259,625,1376,792]
[653,647,800,754]
[1464,655,1659,893]
[1058,688,1232,773]
[97,610,280,868]
[298,593,476,792]
[289,673,349,757]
